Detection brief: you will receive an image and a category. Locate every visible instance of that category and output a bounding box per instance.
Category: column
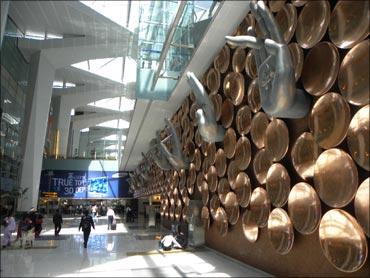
[19,51,55,211]
[0,1,10,48]
[56,97,72,158]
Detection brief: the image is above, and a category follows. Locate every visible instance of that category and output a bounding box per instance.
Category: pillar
[0,1,10,48]
[19,51,55,211]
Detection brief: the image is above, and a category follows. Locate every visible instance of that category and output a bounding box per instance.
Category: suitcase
[111,220,117,230]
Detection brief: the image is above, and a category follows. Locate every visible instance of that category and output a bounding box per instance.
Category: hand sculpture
[157,118,189,170]
[186,72,225,142]
[129,172,140,190]
[149,136,173,170]
[225,0,310,118]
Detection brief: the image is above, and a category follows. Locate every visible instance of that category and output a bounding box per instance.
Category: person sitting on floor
[159,232,183,251]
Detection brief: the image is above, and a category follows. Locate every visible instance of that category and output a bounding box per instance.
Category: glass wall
[0,17,30,191]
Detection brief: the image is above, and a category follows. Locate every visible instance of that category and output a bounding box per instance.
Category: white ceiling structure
[8,1,251,172]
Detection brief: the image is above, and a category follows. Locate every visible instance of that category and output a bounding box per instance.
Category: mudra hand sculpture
[225,0,310,118]
[149,136,173,170]
[186,72,225,142]
[157,118,189,170]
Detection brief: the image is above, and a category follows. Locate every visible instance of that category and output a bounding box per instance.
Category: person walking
[106,207,115,230]
[125,206,132,223]
[2,210,16,248]
[52,210,63,236]
[79,210,95,248]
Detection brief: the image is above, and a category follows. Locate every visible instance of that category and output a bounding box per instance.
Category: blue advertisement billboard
[40,170,132,199]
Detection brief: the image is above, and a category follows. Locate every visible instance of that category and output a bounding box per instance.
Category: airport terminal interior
[0,0,369,277]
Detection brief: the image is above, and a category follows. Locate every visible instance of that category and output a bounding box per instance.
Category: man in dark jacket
[53,210,63,236]
[78,210,95,248]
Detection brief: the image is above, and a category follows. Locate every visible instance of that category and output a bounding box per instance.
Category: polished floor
[1,216,271,277]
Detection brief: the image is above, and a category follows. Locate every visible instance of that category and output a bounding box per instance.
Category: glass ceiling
[87,96,135,112]
[97,119,130,130]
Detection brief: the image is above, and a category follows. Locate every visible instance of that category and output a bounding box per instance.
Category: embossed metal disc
[245,51,257,79]
[291,132,321,180]
[224,192,240,225]
[172,171,179,189]
[215,148,227,177]
[175,201,182,221]
[214,207,228,237]
[347,105,369,171]
[275,3,297,44]
[291,0,306,7]
[314,148,358,208]
[247,79,261,113]
[236,105,252,136]
[182,188,190,206]
[221,98,234,128]
[251,112,269,149]
[227,160,239,189]
[196,171,204,193]
[232,47,246,73]
[202,156,211,177]
[201,181,209,206]
[266,163,291,208]
[264,119,289,162]
[296,0,330,49]
[206,165,218,193]
[223,72,245,106]
[179,169,186,188]
[210,194,221,220]
[269,0,286,13]
[205,142,216,165]
[319,209,368,272]
[190,103,200,124]
[288,182,321,235]
[201,206,210,230]
[214,45,230,74]
[210,93,223,121]
[309,93,351,149]
[223,128,237,159]
[338,40,369,106]
[185,141,195,162]
[182,205,188,222]
[301,42,340,96]
[194,148,201,171]
[207,68,220,94]
[250,187,271,228]
[329,1,369,49]
[268,208,294,255]
[234,172,251,208]
[355,178,369,237]
[242,209,259,243]
[218,178,230,205]
[169,204,175,220]
[253,148,274,185]
[288,42,304,81]
[235,136,251,171]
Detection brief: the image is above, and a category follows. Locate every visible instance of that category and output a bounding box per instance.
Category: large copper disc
[301,42,340,96]
[245,51,257,79]
[210,194,221,220]
[329,1,369,49]
[247,79,261,113]
[185,141,195,162]
[253,149,274,185]
[196,171,204,193]
[194,128,202,147]
[268,208,294,255]
[215,207,228,237]
[201,181,209,206]
[264,119,289,162]
[206,68,220,94]
[218,178,230,205]
[314,148,358,208]
[266,163,291,208]
[242,209,259,243]
[234,172,252,208]
[169,204,175,220]
[296,0,330,49]
[288,42,304,81]
[210,93,222,121]
[288,182,321,235]
[223,72,245,106]
[182,205,188,222]
[215,148,227,177]
[224,192,240,225]
[291,132,322,180]
[275,3,297,44]
[234,136,251,171]
[232,47,246,73]
[223,127,237,159]
[338,40,369,106]
[221,98,234,128]
[182,188,190,206]
[347,105,369,171]
[214,45,230,74]
[206,165,218,193]
[227,160,239,189]
[236,105,252,136]
[291,0,306,7]
[205,142,216,165]
[194,148,201,171]
[179,169,186,188]
[309,93,351,149]
[202,156,211,177]
[190,103,200,124]
[250,187,271,228]
[319,209,368,272]
[269,0,286,13]
[175,200,182,221]
[172,171,179,189]
[251,112,269,149]
[201,206,210,230]
[354,178,369,237]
